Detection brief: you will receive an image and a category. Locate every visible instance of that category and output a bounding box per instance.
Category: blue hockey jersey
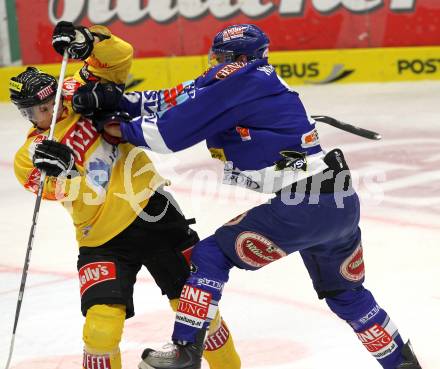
[120,59,328,193]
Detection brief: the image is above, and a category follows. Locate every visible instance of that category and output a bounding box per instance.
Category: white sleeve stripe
[33,158,66,170]
[141,117,173,153]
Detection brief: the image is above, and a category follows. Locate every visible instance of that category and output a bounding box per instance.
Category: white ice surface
[0,81,439,369]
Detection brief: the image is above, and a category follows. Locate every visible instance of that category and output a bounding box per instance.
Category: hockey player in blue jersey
[72,24,422,369]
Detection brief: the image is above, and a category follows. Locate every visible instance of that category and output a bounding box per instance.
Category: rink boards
[0,45,439,101]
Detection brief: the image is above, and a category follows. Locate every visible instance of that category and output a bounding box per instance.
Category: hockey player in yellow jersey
[11,22,240,369]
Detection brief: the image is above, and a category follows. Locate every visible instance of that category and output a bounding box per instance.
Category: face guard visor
[9,67,58,125]
[17,97,57,126]
[208,45,269,67]
[208,49,236,67]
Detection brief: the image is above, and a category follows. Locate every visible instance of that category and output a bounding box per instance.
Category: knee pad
[191,235,233,282]
[83,304,125,369]
[83,304,125,353]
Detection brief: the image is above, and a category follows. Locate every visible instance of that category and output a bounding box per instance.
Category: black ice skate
[397,341,422,369]
[138,330,205,369]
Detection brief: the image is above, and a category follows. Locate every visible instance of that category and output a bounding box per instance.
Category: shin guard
[83,304,125,369]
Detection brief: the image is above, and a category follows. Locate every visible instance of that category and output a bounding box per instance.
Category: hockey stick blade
[311,115,382,140]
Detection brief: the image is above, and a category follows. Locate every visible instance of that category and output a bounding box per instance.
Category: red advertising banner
[14,0,440,65]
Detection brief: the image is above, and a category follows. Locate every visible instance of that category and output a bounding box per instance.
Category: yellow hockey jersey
[14,27,166,247]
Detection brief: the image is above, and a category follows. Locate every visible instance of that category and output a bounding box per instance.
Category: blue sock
[326,287,404,369]
[172,236,233,343]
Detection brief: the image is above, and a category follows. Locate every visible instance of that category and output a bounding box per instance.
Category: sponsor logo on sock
[176,314,204,328]
[359,304,381,325]
[197,277,224,291]
[78,261,116,296]
[340,243,365,282]
[176,285,212,328]
[235,231,286,268]
[356,323,398,359]
[350,304,381,330]
[83,351,111,369]
[205,321,230,351]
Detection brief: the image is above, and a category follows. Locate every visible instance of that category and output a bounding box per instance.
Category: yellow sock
[204,317,241,369]
[169,299,241,369]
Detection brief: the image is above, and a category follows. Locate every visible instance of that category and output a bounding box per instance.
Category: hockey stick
[4,51,69,369]
[311,115,382,140]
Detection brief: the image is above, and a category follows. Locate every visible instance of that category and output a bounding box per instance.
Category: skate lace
[149,343,178,358]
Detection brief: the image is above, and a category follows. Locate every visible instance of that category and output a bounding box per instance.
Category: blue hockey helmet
[209,24,270,66]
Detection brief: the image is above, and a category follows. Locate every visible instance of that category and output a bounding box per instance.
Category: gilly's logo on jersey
[78,261,116,296]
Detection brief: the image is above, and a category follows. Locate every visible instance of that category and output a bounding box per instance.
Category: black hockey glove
[33,140,76,177]
[72,82,125,117]
[52,21,95,60]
